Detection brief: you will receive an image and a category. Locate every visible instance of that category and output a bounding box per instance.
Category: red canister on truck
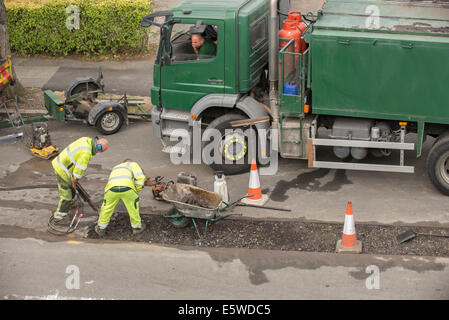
[279,12,307,53]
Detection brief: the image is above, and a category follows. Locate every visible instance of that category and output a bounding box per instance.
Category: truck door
[160,20,224,111]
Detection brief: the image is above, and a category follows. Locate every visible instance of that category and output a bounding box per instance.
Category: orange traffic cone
[241,159,269,206]
[336,201,362,253]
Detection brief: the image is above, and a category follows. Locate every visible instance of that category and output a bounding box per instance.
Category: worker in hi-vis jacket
[52,136,108,221]
[95,158,154,236]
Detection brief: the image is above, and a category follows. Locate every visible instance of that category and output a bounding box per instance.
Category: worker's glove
[71,178,78,190]
[144,178,155,186]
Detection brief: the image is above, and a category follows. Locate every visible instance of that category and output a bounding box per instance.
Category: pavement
[1,237,448,300]
[2,0,449,300]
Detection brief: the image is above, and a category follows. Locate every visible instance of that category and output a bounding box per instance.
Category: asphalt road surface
[1,120,449,299]
[3,0,449,300]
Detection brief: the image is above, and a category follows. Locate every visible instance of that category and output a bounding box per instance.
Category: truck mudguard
[189,94,240,126]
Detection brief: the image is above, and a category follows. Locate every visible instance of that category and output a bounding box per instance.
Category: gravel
[85,211,449,257]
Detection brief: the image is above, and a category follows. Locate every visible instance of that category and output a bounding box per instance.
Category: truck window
[170,23,218,62]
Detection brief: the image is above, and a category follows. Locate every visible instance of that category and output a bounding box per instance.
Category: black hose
[47,196,84,236]
[0,184,58,191]
[303,12,318,23]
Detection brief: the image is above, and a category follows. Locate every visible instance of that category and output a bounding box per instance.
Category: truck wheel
[426,136,449,195]
[95,111,124,135]
[205,113,251,175]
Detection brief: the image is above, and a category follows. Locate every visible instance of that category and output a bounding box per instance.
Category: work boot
[53,214,70,225]
[132,222,146,235]
[95,225,106,237]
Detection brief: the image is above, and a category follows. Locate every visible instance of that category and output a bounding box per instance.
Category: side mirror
[140,10,174,28]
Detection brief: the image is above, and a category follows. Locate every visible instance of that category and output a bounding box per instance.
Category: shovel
[396,229,449,244]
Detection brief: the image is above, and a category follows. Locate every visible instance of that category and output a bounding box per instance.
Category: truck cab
[142,0,449,196]
[144,0,276,174]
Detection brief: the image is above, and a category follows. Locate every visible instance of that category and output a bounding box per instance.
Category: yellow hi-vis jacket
[105,161,146,193]
[52,137,96,181]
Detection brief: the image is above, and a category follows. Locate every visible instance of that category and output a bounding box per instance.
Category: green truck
[141,0,449,195]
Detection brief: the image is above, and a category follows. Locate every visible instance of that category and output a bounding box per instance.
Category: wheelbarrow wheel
[169,215,191,228]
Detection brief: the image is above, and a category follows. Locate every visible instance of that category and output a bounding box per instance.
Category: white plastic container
[214,171,229,209]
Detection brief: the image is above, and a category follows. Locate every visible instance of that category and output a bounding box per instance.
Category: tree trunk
[0,0,25,98]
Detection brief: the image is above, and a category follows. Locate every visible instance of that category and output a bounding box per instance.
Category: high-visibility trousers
[97,186,142,230]
[54,172,73,219]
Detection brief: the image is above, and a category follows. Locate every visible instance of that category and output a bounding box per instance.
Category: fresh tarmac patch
[84,213,449,259]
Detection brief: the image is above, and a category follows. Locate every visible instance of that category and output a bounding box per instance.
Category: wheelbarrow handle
[221,194,252,209]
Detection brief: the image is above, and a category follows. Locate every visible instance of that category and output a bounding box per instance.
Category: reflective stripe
[135,180,144,186]
[54,211,68,218]
[57,155,71,178]
[67,146,88,171]
[108,175,133,182]
[97,222,108,228]
[113,166,134,176]
[73,172,82,179]
[70,146,91,154]
[134,172,144,177]
[131,223,142,228]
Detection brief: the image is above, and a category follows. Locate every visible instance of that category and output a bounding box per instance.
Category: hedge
[5,0,153,56]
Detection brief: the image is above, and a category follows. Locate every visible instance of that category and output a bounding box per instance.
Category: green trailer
[143,0,449,195]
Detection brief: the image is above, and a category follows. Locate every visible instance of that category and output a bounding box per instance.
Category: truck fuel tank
[330,117,374,160]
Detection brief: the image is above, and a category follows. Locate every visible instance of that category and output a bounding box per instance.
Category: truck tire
[95,110,124,135]
[204,113,252,175]
[426,135,449,196]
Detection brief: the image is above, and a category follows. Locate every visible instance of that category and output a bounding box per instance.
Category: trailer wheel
[426,136,449,196]
[69,82,100,101]
[204,113,252,175]
[95,111,124,135]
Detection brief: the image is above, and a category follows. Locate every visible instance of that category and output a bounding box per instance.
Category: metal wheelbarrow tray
[162,183,245,236]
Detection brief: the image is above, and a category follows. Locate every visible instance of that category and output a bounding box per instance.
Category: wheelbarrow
[162,183,248,237]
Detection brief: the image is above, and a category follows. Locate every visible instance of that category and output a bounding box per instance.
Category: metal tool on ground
[22,122,59,159]
[152,176,175,201]
[236,202,291,212]
[336,201,362,253]
[241,159,268,206]
[162,183,248,237]
[396,229,449,244]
